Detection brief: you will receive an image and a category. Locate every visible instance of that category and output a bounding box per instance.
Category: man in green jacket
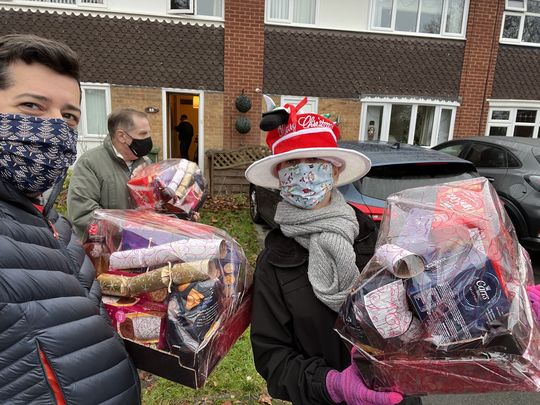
[68,107,153,239]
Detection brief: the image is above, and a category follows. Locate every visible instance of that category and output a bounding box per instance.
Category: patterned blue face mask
[0,114,78,195]
[278,161,334,209]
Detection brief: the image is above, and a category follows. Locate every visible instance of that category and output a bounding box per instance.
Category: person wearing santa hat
[245,97,420,405]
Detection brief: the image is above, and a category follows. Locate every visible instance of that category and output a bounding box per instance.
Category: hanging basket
[235,116,251,134]
[235,94,252,113]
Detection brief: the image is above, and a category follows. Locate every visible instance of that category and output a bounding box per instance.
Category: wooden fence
[206,146,270,196]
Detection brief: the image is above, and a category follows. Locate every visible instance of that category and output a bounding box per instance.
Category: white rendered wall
[0,0,224,24]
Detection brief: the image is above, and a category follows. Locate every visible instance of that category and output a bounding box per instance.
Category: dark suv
[434,136,540,251]
[250,141,479,228]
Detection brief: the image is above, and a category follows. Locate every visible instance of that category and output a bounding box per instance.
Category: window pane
[437,143,465,156]
[84,89,107,135]
[466,144,506,168]
[396,0,419,32]
[293,0,316,24]
[26,0,76,3]
[514,126,535,137]
[445,0,465,34]
[437,108,452,144]
[357,164,476,200]
[508,153,521,167]
[523,15,540,43]
[373,0,393,28]
[516,109,537,122]
[269,0,289,20]
[503,14,521,39]
[171,0,191,10]
[489,126,507,136]
[389,104,412,143]
[491,110,511,120]
[414,105,435,146]
[365,106,384,141]
[419,0,443,34]
[507,0,524,8]
[478,147,506,167]
[527,0,540,13]
[197,0,222,17]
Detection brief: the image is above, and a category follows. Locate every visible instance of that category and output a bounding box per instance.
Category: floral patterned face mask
[0,114,78,195]
[278,161,334,209]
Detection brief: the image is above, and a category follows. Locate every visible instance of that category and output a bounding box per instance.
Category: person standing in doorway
[175,114,194,159]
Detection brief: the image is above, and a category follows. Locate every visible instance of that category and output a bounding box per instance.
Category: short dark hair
[0,34,80,89]
[108,108,148,137]
[180,114,188,120]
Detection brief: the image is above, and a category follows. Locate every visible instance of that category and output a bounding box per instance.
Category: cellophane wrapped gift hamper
[85,207,252,388]
[336,178,540,396]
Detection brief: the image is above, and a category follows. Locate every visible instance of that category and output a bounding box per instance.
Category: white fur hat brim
[245,147,371,189]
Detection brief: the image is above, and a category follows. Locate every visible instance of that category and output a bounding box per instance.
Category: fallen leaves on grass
[203,194,249,212]
[258,393,273,404]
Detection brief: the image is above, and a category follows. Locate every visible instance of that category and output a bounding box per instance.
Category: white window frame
[78,0,105,5]
[369,0,470,39]
[506,0,526,11]
[10,0,107,8]
[359,96,459,147]
[280,95,318,113]
[266,0,319,26]
[194,0,224,19]
[168,0,194,14]
[167,0,225,19]
[486,100,540,138]
[500,0,540,47]
[79,83,111,139]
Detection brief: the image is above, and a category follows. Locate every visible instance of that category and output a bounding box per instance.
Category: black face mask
[127,135,153,157]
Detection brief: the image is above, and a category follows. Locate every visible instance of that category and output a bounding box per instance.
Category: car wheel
[249,185,264,224]
[500,197,527,239]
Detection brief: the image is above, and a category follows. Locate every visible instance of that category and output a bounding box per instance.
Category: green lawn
[142,194,287,405]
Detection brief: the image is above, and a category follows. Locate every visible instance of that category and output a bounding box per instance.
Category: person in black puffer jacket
[0,34,140,404]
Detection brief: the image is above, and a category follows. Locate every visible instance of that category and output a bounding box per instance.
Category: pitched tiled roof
[0,8,223,90]
[492,45,540,100]
[263,26,465,99]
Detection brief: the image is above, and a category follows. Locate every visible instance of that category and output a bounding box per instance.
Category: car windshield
[354,163,478,200]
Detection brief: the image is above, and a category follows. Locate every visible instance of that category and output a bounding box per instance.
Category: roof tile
[492,45,540,100]
[0,8,224,90]
[264,26,464,99]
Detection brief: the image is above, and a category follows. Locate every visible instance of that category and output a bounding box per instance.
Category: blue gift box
[406,253,510,347]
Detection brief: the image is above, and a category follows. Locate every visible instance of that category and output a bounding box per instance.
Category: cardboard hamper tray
[88,209,254,389]
[124,289,252,388]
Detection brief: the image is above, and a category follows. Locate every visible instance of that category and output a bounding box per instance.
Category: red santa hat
[245,97,371,189]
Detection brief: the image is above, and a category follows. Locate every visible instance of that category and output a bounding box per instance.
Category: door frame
[161,88,205,171]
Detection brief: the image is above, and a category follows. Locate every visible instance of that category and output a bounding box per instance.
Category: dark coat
[250,207,378,405]
[175,120,194,142]
[0,180,141,405]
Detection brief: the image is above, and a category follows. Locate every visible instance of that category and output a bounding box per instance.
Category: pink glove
[326,355,403,405]
[527,284,540,322]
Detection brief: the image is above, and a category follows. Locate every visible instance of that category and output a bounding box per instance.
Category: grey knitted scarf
[274,190,360,312]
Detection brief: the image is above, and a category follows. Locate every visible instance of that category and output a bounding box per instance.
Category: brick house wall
[204,92,226,152]
[111,86,164,159]
[454,0,505,137]
[318,98,361,142]
[223,0,265,150]
[1,0,535,162]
